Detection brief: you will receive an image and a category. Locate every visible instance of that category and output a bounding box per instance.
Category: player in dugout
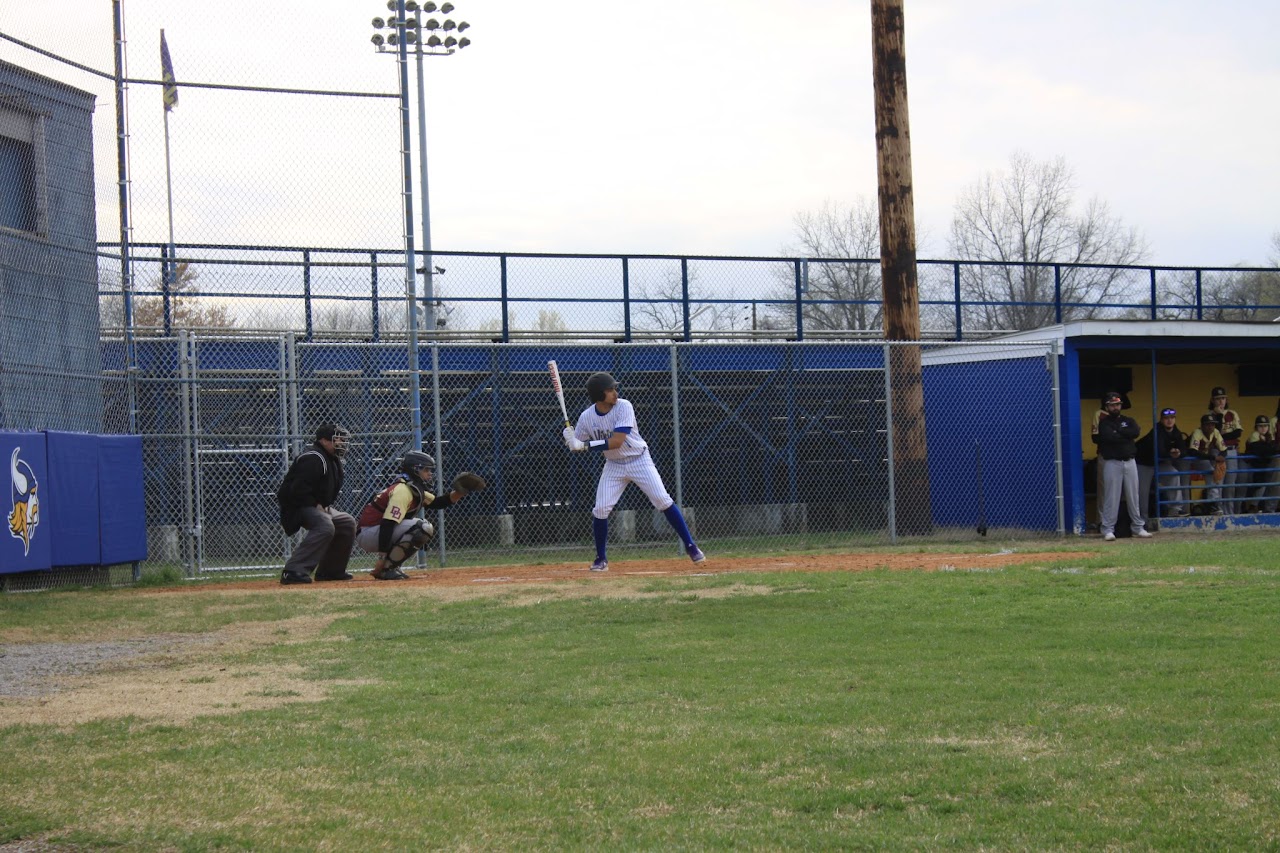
[1092,391,1153,541]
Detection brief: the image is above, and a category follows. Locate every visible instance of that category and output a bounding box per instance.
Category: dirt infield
[158,549,1075,593]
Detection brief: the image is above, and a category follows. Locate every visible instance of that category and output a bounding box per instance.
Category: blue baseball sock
[662,505,694,549]
[592,516,609,560]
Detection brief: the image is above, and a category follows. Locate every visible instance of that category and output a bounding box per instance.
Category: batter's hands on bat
[562,426,585,452]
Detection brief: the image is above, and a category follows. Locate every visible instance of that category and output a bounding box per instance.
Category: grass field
[2,532,1279,850]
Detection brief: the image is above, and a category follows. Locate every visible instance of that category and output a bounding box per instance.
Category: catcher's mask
[587,372,618,404]
[400,450,435,483]
[316,423,352,458]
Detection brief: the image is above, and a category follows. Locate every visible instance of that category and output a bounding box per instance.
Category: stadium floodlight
[367,0,473,333]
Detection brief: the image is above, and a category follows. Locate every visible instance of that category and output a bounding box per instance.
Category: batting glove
[562,427,586,452]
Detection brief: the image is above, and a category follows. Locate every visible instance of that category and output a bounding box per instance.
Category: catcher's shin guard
[385,519,435,570]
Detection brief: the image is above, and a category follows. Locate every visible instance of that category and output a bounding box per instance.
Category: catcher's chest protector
[367,478,425,514]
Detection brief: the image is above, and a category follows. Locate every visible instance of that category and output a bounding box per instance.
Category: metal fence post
[370,251,380,341]
[431,343,447,565]
[883,341,897,545]
[190,334,206,573]
[179,330,196,576]
[794,260,805,341]
[1149,267,1158,320]
[622,257,632,342]
[161,243,173,336]
[1053,264,1063,325]
[670,344,684,516]
[953,262,963,340]
[278,333,292,568]
[302,249,313,342]
[1050,339,1065,535]
[681,258,691,342]
[500,255,509,342]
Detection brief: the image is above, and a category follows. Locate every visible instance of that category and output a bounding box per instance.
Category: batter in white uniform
[562,372,705,572]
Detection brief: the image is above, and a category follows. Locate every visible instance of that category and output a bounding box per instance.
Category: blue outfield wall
[1,431,146,574]
[924,356,1058,532]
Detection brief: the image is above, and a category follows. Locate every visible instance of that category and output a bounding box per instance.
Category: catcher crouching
[355,451,487,580]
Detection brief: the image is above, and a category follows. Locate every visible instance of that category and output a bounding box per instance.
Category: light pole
[372,1,470,333]
[369,1,424,452]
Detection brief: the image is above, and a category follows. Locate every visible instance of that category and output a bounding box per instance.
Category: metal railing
[98,244,1280,344]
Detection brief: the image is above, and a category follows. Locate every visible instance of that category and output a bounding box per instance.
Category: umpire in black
[276,424,358,585]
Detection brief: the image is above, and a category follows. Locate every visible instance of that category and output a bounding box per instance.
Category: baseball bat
[547,360,571,429]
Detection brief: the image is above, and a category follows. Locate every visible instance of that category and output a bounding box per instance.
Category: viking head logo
[9,447,40,556]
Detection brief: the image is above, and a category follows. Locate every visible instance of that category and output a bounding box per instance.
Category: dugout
[964,321,1280,535]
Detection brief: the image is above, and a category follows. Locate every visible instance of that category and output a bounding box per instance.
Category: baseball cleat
[1134,529,1153,538]
[1103,532,1116,542]
[280,570,313,585]
[687,545,706,563]
[371,567,410,580]
[590,557,609,572]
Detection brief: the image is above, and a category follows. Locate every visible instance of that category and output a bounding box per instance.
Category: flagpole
[163,101,176,311]
[161,29,178,329]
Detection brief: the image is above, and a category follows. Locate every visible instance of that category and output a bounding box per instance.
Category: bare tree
[477,308,569,341]
[629,264,750,337]
[949,151,1148,331]
[100,262,235,333]
[769,198,884,332]
[530,309,569,340]
[1200,232,1280,321]
[314,302,375,335]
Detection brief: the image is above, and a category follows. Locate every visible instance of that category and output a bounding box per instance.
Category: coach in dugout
[1092,391,1153,542]
[276,423,358,585]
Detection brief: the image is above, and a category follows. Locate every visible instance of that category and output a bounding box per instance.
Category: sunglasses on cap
[1160,409,1176,417]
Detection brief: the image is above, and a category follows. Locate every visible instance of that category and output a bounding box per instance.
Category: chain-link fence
[120,338,1060,576]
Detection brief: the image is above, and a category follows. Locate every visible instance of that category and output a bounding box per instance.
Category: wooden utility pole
[871,0,932,536]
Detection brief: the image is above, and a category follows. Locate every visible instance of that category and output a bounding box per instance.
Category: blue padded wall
[99,434,147,565]
[1,431,51,573]
[44,430,102,566]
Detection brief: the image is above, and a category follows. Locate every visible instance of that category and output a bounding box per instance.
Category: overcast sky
[3,0,1278,266]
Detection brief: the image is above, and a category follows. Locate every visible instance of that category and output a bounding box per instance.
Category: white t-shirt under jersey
[574,398,648,461]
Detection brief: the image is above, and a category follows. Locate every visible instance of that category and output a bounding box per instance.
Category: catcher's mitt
[451,471,487,495]
[1212,455,1227,485]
